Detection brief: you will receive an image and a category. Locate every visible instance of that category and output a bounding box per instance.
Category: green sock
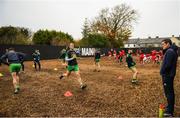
[16,85,20,89]
[132,78,137,81]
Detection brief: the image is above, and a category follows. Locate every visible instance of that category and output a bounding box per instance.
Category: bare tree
[90,3,138,47]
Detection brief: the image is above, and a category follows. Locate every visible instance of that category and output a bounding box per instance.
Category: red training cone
[64,91,73,97]
[117,76,123,80]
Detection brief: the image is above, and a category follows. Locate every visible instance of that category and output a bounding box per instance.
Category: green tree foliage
[80,18,111,47]
[80,33,110,48]
[33,30,73,46]
[33,30,51,45]
[0,26,31,44]
[81,18,91,39]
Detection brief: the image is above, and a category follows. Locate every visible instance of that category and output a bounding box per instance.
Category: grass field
[0,57,180,117]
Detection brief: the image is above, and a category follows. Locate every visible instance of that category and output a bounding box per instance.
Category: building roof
[124,38,139,44]
[137,38,165,44]
[125,37,170,44]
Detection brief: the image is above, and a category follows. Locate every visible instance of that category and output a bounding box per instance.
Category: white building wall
[124,44,139,48]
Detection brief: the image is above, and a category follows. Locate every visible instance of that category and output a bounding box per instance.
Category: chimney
[156,36,159,38]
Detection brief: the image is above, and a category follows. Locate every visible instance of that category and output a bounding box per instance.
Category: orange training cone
[64,91,73,97]
[117,76,123,80]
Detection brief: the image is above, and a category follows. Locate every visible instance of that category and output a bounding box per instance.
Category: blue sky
[0,0,180,39]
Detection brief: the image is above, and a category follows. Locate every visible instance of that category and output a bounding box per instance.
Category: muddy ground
[0,57,180,117]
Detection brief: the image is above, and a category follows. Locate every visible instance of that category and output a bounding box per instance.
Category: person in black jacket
[160,39,178,117]
[19,52,26,72]
[126,49,138,84]
[32,50,41,71]
[0,48,25,94]
[94,49,101,72]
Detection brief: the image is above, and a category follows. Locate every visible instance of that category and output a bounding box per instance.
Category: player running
[139,52,144,64]
[119,51,124,63]
[59,43,87,90]
[0,48,25,94]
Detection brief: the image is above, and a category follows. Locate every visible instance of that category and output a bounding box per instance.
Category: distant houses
[124,35,180,48]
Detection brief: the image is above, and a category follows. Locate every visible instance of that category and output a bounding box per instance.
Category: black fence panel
[0,45,64,61]
[0,45,179,61]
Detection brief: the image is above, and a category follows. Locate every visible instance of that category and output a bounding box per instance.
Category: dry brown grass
[0,57,179,117]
